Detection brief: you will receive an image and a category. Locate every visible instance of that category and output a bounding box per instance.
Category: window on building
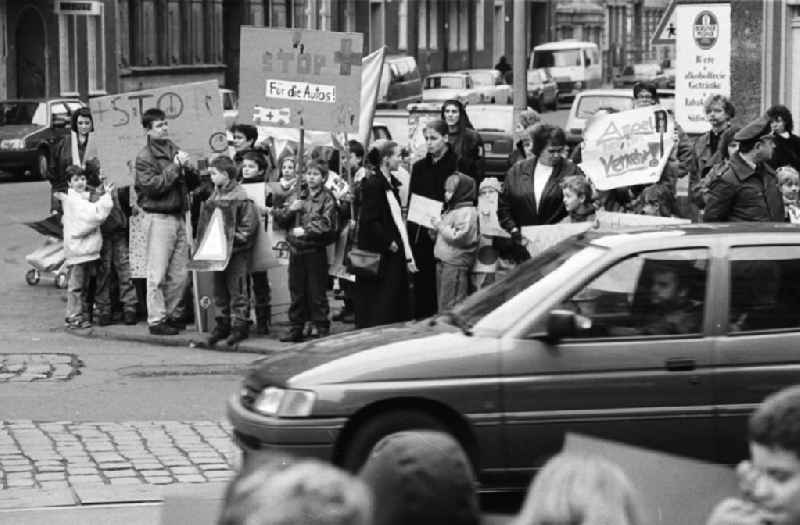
[459,0,468,51]
[370,0,385,51]
[475,0,485,51]
[493,0,505,60]
[58,14,79,95]
[398,0,408,50]
[449,3,458,51]
[271,0,290,27]
[418,0,427,49]
[87,8,106,94]
[429,1,438,50]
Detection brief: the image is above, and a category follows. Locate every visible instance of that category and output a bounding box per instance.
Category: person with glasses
[498,124,581,259]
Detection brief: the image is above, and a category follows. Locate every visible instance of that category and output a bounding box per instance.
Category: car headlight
[252,387,316,417]
[574,81,583,91]
[1,139,25,150]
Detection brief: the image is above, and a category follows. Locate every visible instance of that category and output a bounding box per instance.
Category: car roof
[586,223,800,249]
[457,69,497,75]
[575,89,635,98]
[533,40,598,51]
[427,72,469,78]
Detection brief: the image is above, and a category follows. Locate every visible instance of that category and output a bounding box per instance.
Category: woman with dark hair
[408,119,458,318]
[353,140,417,328]
[498,124,581,255]
[766,104,800,172]
[47,107,100,213]
[441,99,485,183]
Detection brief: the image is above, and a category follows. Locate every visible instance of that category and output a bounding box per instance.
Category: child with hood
[431,172,479,313]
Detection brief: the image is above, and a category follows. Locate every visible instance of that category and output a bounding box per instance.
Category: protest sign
[90,80,227,186]
[242,182,274,271]
[596,209,690,229]
[187,204,236,272]
[239,27,363,133]
[407,194,443,228]
[521,223,593,257]
[565,433,738,525]
[579,106,676,191]
[477,182,510,238]
[675,3,731,135]
[325,172,350,200]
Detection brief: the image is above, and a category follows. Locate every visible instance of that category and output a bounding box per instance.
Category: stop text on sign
[266,79,336,104]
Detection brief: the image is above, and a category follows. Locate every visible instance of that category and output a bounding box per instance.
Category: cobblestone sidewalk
[0,354,81,382]
[0,420,238,491]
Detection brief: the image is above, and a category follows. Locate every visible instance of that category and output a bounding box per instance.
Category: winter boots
[225,324,249,347]
[206,318,231,348]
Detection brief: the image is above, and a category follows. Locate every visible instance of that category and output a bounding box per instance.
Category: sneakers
[123,311,138,325]
[65,317,91,329]
[224,325,249,347]
[165,317,186,331]
[149,322,179,336]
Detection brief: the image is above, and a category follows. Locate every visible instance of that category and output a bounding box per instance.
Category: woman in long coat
[47,107,100,214]
[441,99,485,184]
[354,140,417,328]
[408,119,458,319]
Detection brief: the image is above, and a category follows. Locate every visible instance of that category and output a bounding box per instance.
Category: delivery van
[530,41,602,103]
[376,55,422,109]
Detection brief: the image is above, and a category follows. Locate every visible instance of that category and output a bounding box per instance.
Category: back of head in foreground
[218,456,372,525]
[511,452,644,525]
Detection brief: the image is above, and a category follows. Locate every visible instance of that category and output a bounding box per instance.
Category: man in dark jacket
[498,124,580,241]
[134,108,200,336]
[704,117,784,223]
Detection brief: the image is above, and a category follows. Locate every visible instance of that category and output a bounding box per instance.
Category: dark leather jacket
[272,186,338,253]
[134,139,199,215]
[703,153,784,222]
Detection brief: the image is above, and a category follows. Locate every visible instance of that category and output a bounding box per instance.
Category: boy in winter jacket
[272,159,339,342]
[59,165,113,329]
[431,172,479,313]
[201,156,259,348]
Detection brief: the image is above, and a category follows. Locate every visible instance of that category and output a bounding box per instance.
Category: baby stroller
[24,214,68,289]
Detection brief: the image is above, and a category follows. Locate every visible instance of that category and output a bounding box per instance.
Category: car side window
[729,246,800,333]
[560,248,709,339]
[50,103,68,124]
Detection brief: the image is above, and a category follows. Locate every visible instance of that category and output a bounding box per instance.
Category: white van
[530,41,602,103]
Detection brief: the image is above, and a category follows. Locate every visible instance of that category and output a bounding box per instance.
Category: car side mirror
[545,309,591,341]
[52,115,69,128]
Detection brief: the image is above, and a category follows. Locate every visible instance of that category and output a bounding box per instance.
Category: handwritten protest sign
[477,182,509,238]
[242,182,274,271]
[579,106,676,191]
[596,209,690,229]
[89,80,227,186]
[521,223,594,257]
[407,194,443,228]
[239,27,363,133]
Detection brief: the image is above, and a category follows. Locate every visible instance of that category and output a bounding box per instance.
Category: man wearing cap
[703,117,784,223]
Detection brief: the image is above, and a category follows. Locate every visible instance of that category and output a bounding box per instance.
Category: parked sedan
[613,63,669,89]
[422,73,481,105]
[464,104,533,179]
[526,68,558,111]
[229,224,800,489]
[0,99,84,178]
[456,69,513,104]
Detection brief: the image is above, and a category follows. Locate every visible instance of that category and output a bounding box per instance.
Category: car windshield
[452,240,604,327]
[576,96,634,119]
[425,76,466,89]
[466,106,514,133]
[531,49,582,68]
[0,102,43,126]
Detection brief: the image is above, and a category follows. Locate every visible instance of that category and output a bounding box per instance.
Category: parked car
[456,69,513,104]
[422,72,481,105]
[530,40,602,103]
[564,88,676,146]
[526,68,558,112]
[613,63,669,89]
[0,98,85,179]
[376,55,422,110]
[230,224,800,488]
[220,89,238,129]
[465,104,534,179]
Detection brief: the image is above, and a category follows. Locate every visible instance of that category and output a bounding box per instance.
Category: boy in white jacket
[58,165,113,328]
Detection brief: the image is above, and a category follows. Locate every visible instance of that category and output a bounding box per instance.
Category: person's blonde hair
[777,165,800,186]
[512,453,644,525]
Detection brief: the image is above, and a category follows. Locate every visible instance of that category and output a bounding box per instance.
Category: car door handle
[665,358,696,371]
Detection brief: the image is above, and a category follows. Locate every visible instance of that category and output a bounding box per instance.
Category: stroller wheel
[25,269,40,285]
[55,273,68,289]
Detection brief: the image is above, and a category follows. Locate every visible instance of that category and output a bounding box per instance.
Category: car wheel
[339,409,450,472]
[34,149,48,180]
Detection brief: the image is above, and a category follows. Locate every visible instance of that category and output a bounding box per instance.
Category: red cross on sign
[334,39,361,76]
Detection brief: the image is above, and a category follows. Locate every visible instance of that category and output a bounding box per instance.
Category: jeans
[66,261,94,320]
[213,251,251,327]
[436,261,470,313]
[145,214,189,326]
[95,233,137,316]
[288,249,329,330]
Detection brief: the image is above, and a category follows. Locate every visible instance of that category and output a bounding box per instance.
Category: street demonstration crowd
[217,383,800,525]
[47,81,797,346]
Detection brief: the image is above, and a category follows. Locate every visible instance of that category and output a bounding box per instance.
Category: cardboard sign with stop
[238,27,363,133]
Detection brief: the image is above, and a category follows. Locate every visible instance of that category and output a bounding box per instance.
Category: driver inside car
[634,264,701,335]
